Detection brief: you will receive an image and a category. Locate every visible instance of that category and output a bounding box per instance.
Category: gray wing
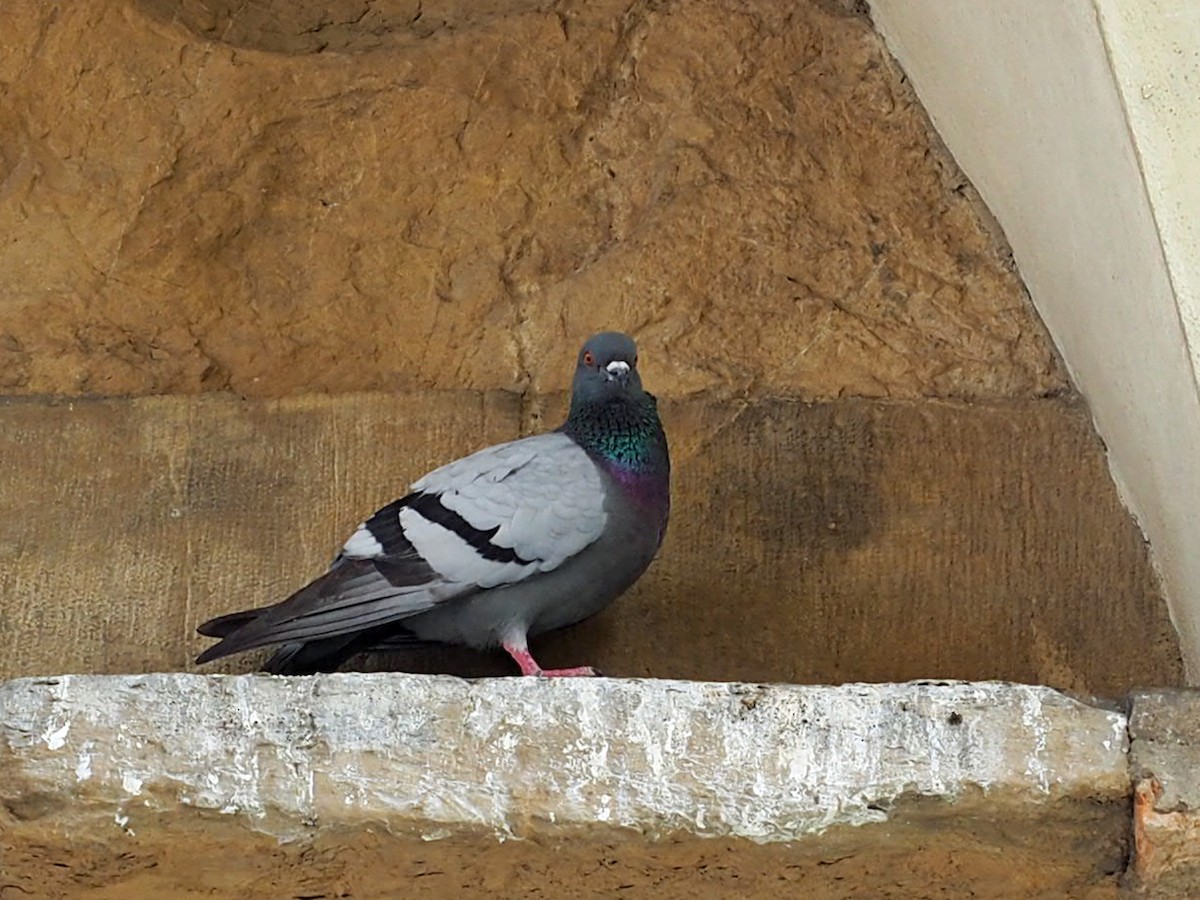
[394,431,609,587]
[196,432,607,662]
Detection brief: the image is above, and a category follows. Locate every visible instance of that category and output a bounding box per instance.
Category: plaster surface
[1096,1,1200,373]
[869,0,1200,679]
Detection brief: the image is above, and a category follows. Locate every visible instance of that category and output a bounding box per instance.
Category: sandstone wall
[0,393,1182,694]
[1,0,1062,401]
[0,0,1183,693]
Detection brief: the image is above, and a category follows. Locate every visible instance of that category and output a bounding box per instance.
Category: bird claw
[503,642,603,677]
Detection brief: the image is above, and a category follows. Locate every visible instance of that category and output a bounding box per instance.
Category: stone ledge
[1,675,1128,841]
[1,675,1139,897]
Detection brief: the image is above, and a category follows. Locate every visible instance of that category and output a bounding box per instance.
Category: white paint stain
[113,810,135,836]
[121,772,143,795]
[42,721,69,750]
[1020,689,1051,792]
[1112,715,1129,755]
[75,741,94,781]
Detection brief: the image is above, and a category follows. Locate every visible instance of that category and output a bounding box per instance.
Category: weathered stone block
[1130,690,1200,896]
[0,393,1182,693]
[0,0,1062,401]
[1,675,1131,897]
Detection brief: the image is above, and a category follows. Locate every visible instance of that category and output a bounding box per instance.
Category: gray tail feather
[261,638,360,675]
[196,608,267,638]
[196,586,427,674]
[256,625,427,676]
[363,630,426,652]
[259,624,428,675]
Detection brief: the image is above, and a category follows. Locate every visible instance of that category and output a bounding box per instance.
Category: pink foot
[503,643,601,678]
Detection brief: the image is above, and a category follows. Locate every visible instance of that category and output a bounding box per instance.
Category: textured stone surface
[0,0,1064,401]
[1130,690,1200,896]
[0,393,1182,694]
[0,675,1131,897]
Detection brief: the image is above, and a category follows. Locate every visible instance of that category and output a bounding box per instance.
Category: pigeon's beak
[604,360,631,384]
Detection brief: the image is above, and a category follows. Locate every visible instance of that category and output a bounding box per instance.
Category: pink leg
[503,642,599,678]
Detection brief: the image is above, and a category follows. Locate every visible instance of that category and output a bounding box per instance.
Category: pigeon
[195,331,670,677]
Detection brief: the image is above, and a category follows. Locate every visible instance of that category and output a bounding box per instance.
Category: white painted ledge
[1,674,1127,843]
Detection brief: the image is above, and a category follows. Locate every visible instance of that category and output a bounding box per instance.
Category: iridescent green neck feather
[564,392,669,477]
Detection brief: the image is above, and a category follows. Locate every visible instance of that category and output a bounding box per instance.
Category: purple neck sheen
[600,455,670,511]
[564,390,670,517]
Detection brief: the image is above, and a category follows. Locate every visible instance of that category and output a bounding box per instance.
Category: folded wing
[195,432,607,662]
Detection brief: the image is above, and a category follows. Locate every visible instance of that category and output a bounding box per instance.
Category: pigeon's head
[571,331,644,403]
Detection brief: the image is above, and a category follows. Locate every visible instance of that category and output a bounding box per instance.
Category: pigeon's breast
[409,464,666,646]
[597,456,670,539]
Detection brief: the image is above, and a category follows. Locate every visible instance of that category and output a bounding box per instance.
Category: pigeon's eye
[583,351,595,366]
